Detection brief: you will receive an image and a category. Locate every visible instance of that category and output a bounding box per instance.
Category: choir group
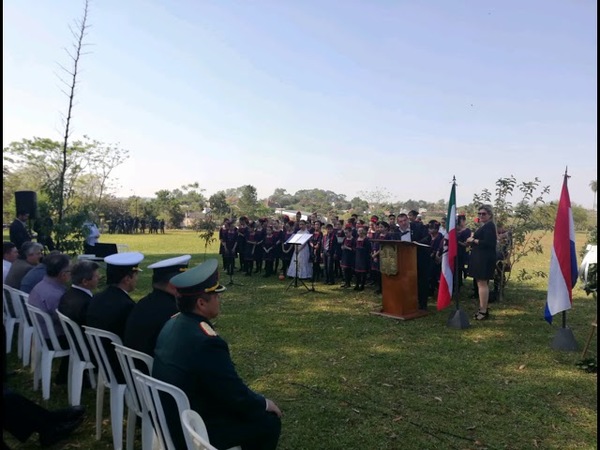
[219,210,469,306]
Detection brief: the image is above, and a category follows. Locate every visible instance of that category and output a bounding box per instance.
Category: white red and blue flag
[544,174,578,324]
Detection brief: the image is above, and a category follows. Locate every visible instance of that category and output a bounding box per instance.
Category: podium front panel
[380,241,418,317]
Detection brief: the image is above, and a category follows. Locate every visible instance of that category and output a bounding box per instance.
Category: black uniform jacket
[86,285,135,338]
[123,288,178,357]
[86,285,135,383]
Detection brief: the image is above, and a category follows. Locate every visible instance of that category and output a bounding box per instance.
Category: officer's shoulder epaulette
[199,321,218,337]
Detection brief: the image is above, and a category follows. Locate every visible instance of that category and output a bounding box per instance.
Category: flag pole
[547,168,578,351]
[445,176,470,329]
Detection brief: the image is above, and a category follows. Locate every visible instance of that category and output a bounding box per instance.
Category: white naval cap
[147,255,192,283]
[104,251,145,269]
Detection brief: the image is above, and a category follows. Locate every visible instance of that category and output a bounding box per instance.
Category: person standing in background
[9,210,33,251]
[467,205,498,321]
[82,216,100,255]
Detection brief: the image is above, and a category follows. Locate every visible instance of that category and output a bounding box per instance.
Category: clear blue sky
[3,0,597,208]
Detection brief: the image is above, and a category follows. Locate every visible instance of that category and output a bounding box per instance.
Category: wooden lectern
[370,240,428,320]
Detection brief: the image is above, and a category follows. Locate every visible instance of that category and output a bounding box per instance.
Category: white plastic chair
[84,326,127,450]
[133,369,191,450]
[2,285,19,354]
[181,409,242,450]
[25,303,71,400]
[113,343,154,450]
[4,286,36,367]
[15,290,37,368]
[57,311,97,406]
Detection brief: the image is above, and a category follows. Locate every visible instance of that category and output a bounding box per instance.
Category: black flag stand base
[447,307,470,329]
[446,256,470,329]
[550,311,578,351]
[551,327,578,351]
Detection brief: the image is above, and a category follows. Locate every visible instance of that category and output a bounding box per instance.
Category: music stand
[285,232,312,292]
[225,252,242,286]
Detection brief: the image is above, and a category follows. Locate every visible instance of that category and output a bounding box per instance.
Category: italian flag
[437,183,457,311]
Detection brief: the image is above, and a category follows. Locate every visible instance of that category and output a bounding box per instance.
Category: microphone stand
[226,253,242,286]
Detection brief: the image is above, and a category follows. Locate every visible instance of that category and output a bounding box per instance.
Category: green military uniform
[152,260,281,450]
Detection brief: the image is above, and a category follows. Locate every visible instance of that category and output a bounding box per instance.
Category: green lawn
[4,230,597,449]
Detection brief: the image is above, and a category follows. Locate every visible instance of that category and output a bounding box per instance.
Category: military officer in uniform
[124,254,191,358]
[86,252,144,382]
[153,259,282,450]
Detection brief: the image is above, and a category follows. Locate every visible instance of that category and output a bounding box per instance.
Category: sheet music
[285,232,312,245]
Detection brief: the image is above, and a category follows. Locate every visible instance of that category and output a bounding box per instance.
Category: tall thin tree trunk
[56,0,90,248]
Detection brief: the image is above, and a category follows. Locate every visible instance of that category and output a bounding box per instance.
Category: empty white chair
[113,343,154,450]
[57,311,97,406]
[84,326,127,450]
[25,303,70,400]
[181,409,242,450]
[133,369,191,450]
[2,285,19,354]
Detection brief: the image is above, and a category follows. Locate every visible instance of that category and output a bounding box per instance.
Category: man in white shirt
[395,214,413,242]
[83,219,101,255]
[3,242,18,282]
[58,260,101,327]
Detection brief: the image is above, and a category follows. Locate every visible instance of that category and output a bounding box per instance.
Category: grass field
[4,229,597,449]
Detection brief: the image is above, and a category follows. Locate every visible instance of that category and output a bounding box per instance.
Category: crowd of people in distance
[105,215,166,234]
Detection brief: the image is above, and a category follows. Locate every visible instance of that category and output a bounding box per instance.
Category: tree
[56,0,90,230]
[195,218,218,259]
[590,180,597,211]
[237,185,259,217]
[473,176,552,284]
[3,136,128,253]
[357,186,392,217]
[209,192,231,218]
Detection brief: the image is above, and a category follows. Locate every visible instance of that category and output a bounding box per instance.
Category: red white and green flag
[437,182,457,311]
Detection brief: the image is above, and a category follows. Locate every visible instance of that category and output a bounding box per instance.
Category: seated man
[124,254,191,357]
[3,242,18,283]
[152,259,282,450]
[28,252,72,384]
[59,260,101,327]
[86,252,144,383]
[4,242,43,289]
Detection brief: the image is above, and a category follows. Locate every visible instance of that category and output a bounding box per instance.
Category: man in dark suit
[59,260,101,327]
[86,252,144,382]
[408,210,428,243]
[9,210,33,251]
[124,254,191,357]
[153,259,282,450]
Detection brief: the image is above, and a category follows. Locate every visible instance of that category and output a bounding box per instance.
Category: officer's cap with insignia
[104,252,144,285]
[170,258,226,299]
[147,254,191,284]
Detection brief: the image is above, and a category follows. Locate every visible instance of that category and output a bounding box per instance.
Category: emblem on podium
[380,243,398,276]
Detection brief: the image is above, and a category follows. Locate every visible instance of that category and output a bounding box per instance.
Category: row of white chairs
[3,283,238,450]
[85,326,239,450]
